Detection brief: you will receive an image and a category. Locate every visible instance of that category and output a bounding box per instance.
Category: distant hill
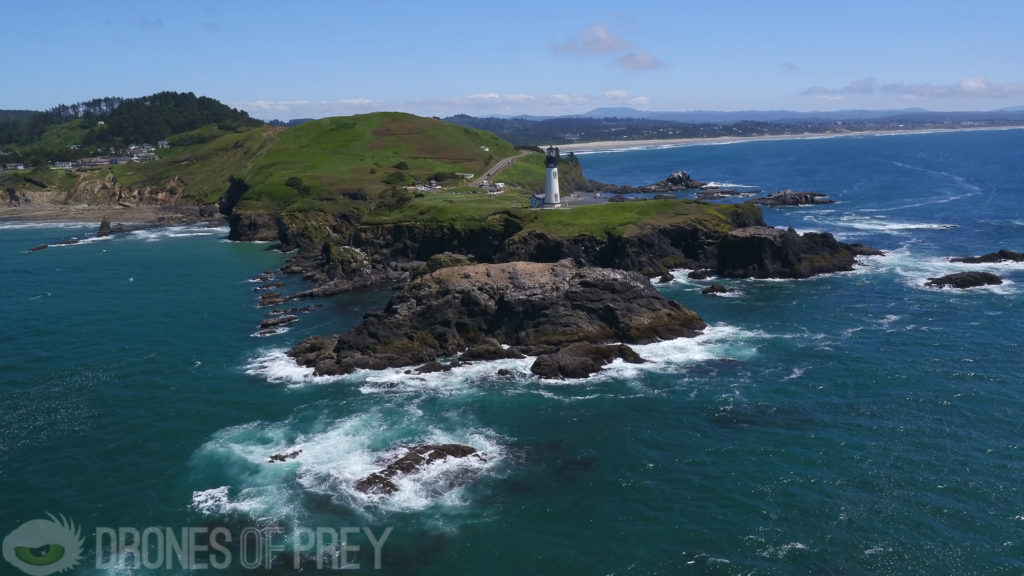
[0,92,261,158]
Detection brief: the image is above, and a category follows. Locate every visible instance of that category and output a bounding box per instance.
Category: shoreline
[558,125,1024,153]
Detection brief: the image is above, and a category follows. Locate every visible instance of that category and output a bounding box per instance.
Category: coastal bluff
[288,260,706,377]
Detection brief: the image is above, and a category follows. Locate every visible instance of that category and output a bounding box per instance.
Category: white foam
[243,349,344,387]
[0,221,96,230]
[635,324,763,366]
[250,327,291,338]
[129,224,229,242]
[358,357,534,396]
[860,246,1020,293]
[192,411,506,525]
[804,213,958,238]
[703,181,760,189]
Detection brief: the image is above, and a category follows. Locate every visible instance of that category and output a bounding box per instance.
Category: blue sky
[7,0,1024,119]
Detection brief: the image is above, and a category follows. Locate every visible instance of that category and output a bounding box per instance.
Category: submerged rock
[354,444,483,495]
[950,249,1024,264]
[925,271,1003,289]
[702,283,732,295]
[748,190,835,206]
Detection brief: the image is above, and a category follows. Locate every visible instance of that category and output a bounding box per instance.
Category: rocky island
[288,259,706,378]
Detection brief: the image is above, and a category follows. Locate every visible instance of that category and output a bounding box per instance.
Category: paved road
[469,150,534,187]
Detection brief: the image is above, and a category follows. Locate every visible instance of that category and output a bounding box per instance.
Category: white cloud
[616,51,664,71]
[882,76,1024,99]
[802,75,1024,101]
[552,23,664,71]
[801,76,877,98]
[551,24,628,55]
[603,90,649,106]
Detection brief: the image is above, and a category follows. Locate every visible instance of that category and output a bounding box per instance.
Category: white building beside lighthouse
[543,145,561,208]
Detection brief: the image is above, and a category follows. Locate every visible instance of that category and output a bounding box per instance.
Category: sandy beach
[558,125,1024,153]
[0,202,207,224]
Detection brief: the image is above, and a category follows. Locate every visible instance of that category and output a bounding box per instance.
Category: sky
[7,0,1024,120]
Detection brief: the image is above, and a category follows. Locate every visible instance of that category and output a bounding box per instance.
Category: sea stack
[544,145,561,208]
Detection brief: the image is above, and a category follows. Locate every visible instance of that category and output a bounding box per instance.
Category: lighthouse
[543,145,561,208]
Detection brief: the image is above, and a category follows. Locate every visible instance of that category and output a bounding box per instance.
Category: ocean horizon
[2,128,1022,575]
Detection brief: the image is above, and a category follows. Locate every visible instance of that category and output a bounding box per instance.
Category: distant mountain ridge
[484,106,1024,124]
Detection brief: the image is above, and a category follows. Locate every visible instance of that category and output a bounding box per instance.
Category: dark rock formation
[688,269,713,280]
[98,218,112,237]
[459,338,525,362]
[585,170,706,197]
[354,444,483,495]
[748,190,835,206]
[530,343,644,379]
[950,249,1024,264]
[288,260,706,376]
[268,450,302,463]
[260,315,298,329]
[259,292,286,308]
[925,271,1003,289]
[717,226,879,279]
[702,283,732,295]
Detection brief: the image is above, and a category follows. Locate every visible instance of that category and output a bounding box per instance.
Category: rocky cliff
[716,226,882,278]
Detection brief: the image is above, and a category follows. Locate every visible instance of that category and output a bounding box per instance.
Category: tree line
[0,91,263,153]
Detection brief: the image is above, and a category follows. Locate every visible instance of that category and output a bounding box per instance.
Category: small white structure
[543,145,561,208]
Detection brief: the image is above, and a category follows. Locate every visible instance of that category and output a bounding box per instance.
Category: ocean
[1,128,1022,575]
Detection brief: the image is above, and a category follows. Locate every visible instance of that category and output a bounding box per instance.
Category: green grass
[362,189,534,224]
[523,199,744,238]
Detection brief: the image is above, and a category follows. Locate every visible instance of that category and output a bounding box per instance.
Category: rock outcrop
[716,226,881,279]
[950,249,1024,264]
[748,190,835,206]
[354,444,483,495]
[584,170,706,196]
[288,260,706,376]
[925,271,1003,289]
[530,343,644,379]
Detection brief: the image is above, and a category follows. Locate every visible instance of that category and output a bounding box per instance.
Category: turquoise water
[2,129,1023,575]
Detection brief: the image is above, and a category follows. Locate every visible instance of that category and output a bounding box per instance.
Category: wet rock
[702,283,732,295]
[268,449,302,463]
[260,315,298,329]
[354,444,483,495]
[530,342,645,379]
[290,260,704,376]
[925,271,1003,289]
[748,190,835,206]
[950,249,1024,264]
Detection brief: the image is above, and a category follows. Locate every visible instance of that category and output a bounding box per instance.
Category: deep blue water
[1,129,1022,575]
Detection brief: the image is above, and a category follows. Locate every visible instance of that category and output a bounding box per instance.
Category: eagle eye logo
[2,514,83,576]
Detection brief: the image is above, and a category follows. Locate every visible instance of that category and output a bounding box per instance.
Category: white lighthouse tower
[543,145,561,208]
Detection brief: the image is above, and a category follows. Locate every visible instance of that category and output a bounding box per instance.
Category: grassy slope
[237,112,519,213]
[15,111,746,245]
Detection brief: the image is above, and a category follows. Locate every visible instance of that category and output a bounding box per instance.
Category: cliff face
[716,226,881,278]
[232,202,768,282]
[288,259,706,376]
[4,169,213,217]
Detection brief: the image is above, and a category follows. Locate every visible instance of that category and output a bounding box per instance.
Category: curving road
[469,150,534,187]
